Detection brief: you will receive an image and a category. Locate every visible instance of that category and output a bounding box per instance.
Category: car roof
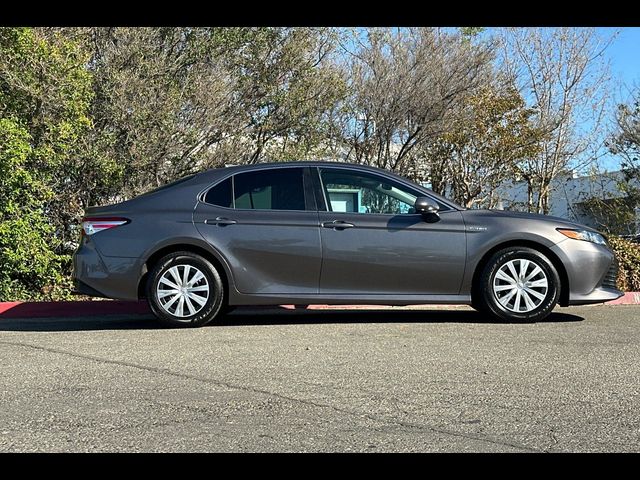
[201,160,394,174]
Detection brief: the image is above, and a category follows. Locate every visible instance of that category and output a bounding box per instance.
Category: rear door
[193,167,321,295]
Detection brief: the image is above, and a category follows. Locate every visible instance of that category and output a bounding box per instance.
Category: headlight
[557,228,607,246]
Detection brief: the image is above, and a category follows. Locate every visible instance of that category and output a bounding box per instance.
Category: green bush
[0,28,91,301]
[607,235,640,292]
[0,118,69,301]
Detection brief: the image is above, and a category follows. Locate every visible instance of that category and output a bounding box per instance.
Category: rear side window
[204,177,233,208]
[233,168,306,211]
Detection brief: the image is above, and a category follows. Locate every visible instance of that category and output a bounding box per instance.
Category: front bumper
[567,287,624,305]
[550,240,624,306]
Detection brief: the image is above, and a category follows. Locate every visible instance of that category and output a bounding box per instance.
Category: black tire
[146,251,225,328]
[477,247,561,323]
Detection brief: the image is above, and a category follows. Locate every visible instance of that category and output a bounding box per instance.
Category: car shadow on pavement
[218,308,584,327]
[0,314,159,332]
[0,308,584,332]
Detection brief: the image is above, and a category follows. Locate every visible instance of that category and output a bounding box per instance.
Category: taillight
[81,217,130,236]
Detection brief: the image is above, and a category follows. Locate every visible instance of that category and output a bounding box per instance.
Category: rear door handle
[321,220,355,230]
[205,217,237,226]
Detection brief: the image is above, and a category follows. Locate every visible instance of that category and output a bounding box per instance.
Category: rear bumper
[72,279,110,298]
[72,237,141,300]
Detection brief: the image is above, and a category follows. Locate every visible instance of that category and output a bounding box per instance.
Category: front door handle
[205,217,237,226]
[321,220,355,230]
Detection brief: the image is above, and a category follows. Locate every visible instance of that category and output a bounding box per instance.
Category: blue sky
[595,28,639,171]
[600,27,640,98]
[495,27,639,172]
[350,27,638,171]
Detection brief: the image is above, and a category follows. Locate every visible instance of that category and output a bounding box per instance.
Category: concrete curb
[1,293,639,319]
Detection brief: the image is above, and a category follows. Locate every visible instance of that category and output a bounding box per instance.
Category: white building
[492,170,640,235]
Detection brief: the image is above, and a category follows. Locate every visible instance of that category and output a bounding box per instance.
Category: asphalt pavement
[0,305,638,452]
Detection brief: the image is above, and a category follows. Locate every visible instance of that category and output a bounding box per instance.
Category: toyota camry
[73,161,623,327]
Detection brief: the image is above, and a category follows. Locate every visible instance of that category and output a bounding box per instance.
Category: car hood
[462,209,600,233]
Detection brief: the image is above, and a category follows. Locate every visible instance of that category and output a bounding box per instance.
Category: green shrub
[607,235,640,292]
[0,118,70,301]
[0,28,91,302]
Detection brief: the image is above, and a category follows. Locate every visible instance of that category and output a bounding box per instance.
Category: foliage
[578,192,640,236]
[460,27,486,39]
[0,118,67,300]
[607,236,640,292]
[0,27,92,300]
[231,27,346,163]
[420,83,544,207]
[610,91,640,172]
[609,89,640,200]
[0,26,634,300]
[334,27,494,176]
[499,27,613,214]
[582,88,640,238]
[58,27,245,198]
[43,28,346,197]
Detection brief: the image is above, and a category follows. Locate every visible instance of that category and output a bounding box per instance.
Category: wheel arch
[138,242,232,305]
[471,240,570,307]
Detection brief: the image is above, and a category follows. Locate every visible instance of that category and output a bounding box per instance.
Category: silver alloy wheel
[493,258,549,313]
[156,264,210,318]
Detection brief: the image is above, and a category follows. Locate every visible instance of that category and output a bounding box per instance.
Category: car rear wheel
[478,247,560,322]
[146,251,225,327]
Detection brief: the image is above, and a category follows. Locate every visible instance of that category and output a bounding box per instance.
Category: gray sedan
[73,162,622,327]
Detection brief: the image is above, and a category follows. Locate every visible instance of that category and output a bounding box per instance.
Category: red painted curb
[0,300,151,318]
[604,292,640,305]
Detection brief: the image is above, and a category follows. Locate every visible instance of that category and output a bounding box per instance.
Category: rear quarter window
[203,177,233,208]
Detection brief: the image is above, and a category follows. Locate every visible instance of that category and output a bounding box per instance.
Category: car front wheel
[478,247,561,322]
[146,251,225,327]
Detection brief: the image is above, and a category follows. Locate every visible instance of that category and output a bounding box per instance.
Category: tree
[332,27,494,174]
[498,27,615,214]
[0,27,92,300]
[46,27,249,200]
[228,27,346,164]
[609,87,640,179]
[420,83,544,208]
[45,28,345,194]
[593,86,640,235]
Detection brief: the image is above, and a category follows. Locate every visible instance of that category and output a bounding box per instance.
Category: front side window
[319,168,420,214]
[233,168,306,211]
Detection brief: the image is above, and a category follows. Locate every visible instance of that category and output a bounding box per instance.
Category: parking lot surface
[0,305,638,452]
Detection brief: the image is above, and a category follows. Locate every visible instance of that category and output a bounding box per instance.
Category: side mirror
[414,197,439,216]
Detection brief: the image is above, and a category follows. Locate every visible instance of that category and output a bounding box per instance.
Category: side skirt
[228,293,472,306]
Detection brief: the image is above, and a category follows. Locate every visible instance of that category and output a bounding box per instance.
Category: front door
[315,167,466,296]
